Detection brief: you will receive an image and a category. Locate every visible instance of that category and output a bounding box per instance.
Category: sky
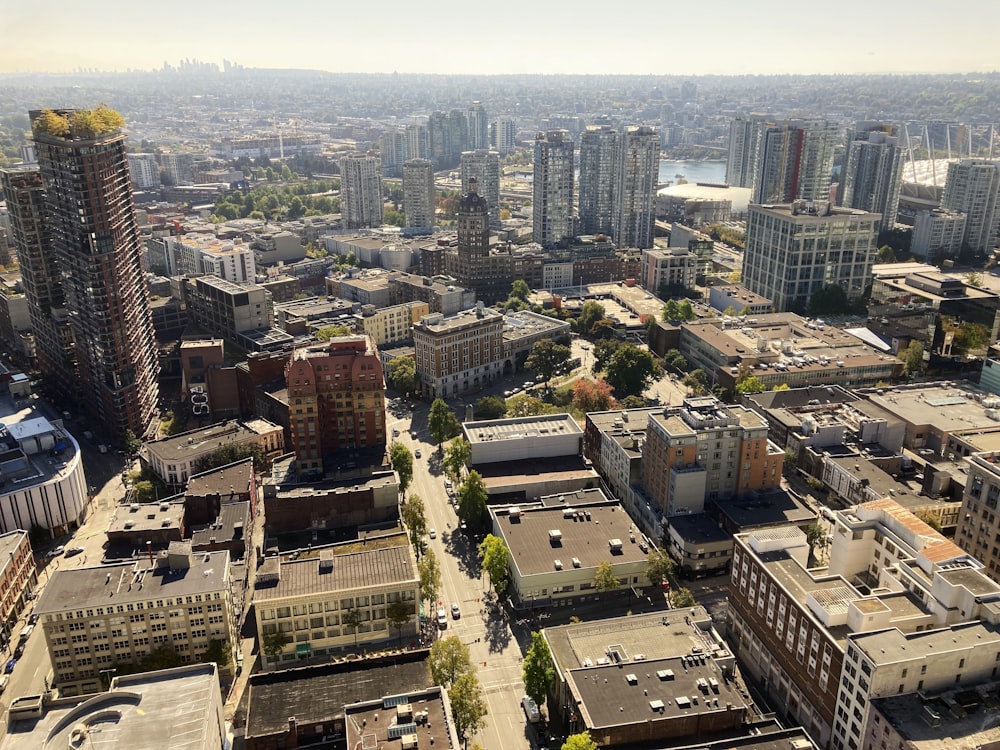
[1,1,998,77]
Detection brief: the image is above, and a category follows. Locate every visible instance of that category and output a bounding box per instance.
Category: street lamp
[99,668,117,690]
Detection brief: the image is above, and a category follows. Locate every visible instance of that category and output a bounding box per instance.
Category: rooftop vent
[549,529,563,544]
[563,508,576,519]
[609,538,624,553]
[554,559,563,570]
[625,673,638,685]
[572,557,581,568]
[508,506,521,519]
[319,550,334,573]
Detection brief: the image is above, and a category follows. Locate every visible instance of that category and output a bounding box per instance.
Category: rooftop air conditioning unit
[549,529,563,543]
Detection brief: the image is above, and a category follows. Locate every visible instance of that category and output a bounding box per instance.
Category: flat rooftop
[464,413,581,446]
[186,458,254,498]
[254,542,416,601]
[502,310,571,342]
[667,514,732,545]
[245,652,432,741]
[345,687,455,750]
[34,551,231,616]
[871,681,1000,750]
[145,419,281,463]
[862,382,998,433]
[3,664,221,750]
[0,393,79,496]
[107,499,185,534]
[852,619,1000,665]
[712,489,816,530]
[494,501,647,577]
[0,530,27,564]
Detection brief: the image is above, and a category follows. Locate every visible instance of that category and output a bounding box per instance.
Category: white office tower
[613,125,660,249]
[840,123,905,232]
[578,125,618,236]
[402,158,435,231]
[941,159,1000,252]
[405,123,428,160]
[532,130,575,248]
[492,116,517,155]
[378,128,407,176]
[467,101,489,150]
[127,153,161,189]
[460,149,500,226]
[340,152,384,230]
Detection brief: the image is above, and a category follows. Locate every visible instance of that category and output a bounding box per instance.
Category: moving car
[428,528,436,539]
[451,603,461,619]
[414,449,422,459]
[64,547,85,558]
[392,427,400,437]
[436,608,448,628]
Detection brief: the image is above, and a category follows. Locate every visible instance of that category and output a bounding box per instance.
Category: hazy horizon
[2,0,998,77]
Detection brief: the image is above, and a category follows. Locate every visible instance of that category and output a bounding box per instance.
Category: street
[393,402,535,750]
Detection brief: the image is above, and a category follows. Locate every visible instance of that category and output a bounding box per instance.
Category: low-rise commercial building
[254,537,418,667]
[490,497,651,610]
[464,413,582,466]
[34,547,237,696]
[355,300,428,346]
[106,499,186,548]
[182,274,275,342]
[0,530,37,649]
[708,285,773,316]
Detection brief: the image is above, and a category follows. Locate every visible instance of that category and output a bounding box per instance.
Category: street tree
[262,630,291,664]
[593,561,620,592]
[604,344,658,397]
[401,494,428,550]
[900,341,925,376]
[387,357,419,394]
[805,522,830,565]
[429,398,461,448]
[474,395,507,420]
[505,394,554,417]
[443,438,472,482]
[449,673,488,747]
[418,548,442,605]
[670,587,697,608]
[682,368,708,395]
[525,339,572,385]
[522,631,555,707]
[510,279,531,300]
[645,548,677,588]
[562,733,598,750]
[342,608,363,650]
[571,378,617,413]
[677,300,695,321]
[663,348,689,373]
[577,301,606,335]
[662,299,680,322]
[736,375,766,395]
[477,534,510,596]
[915,508,943,532]
[592,339,624,373]
[429,635,473,688]
[457,471,488,530]
[386,599,413,645]
[389,442,413,494]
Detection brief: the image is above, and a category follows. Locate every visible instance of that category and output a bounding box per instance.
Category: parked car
[522,696,541,723]
[414,449,422,459]
[64,547,85,558]
[436,608,448,629]
[46,545,65,558]
[4,659,16,675]
[428,528,436,540]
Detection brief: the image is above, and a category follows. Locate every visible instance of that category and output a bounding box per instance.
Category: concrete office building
[533,130,575,248]
[0,166,76,402]
[729,498,1000,749]
[613,125,660,249]
[460,149,500,225]
[127,152,161,189]
[642,247,697,293]
[402,158,435,231]
[182,275,275,341]
[463,413,583,466]
[578,125,618,236]
[413,305,504,399]
[492,115,517,155]
[940,159,1000,252]
[839,123,905,232]
[339,152,384,230]
[743,201,880,312]
[32,108,159,438]
[910,208,967,263]
[34,547,237,696]
[254,540,418,667]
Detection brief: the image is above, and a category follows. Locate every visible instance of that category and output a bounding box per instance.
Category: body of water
[658,160,727,185]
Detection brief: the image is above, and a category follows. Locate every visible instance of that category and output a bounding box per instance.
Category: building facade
[839,123,905,233]
[578,125,618,236]
[413,305,505,399]
[911,208,967,263]
[401,158,435,231]
[284,336,386,474]
[339,152,383,230]
[533,130,575,248]
[743,201,880,312]
[940,159,1000,252]
[613,125,660,249]
[32,108,159,438]
[459,149,500,226]
[0,530,37,651]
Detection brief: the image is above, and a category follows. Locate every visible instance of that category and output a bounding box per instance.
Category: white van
[521,695,541,723]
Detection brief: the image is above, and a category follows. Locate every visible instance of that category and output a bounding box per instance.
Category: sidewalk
[224,635,258,725]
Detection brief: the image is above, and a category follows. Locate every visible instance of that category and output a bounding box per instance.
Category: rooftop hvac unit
[554,559,563,570]
[549,529,563,543]
[401,735,418,750]
[508,506,521,518]
[609,538,623,553]
[563,507,576,518]
[572,557,581,568]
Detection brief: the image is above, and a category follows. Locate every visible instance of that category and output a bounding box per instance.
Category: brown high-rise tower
[31,107,159,439]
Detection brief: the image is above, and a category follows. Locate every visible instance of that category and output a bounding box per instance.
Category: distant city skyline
[1,1,998,77]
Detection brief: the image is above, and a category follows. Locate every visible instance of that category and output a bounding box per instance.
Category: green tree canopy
[429,398,462,446]
[523,631,555,707]
[562,733,599,750]
[449,673,488,744]
[663,348,689,373]
[899,340,925,376]
[315,323,351,341]
[683,368,708,395]
[736,375,766,395]
[401,494,428,550]
[877,245,897,263]
[474,395,507,420]
[429,636,473,689]
[443,438,472,482]
[505,394,556,417]
[477,534,510,596]
[386,599,413,644]
[525,339,572,385]
[457,470,488,529]
[418,548,442,605]
[193,443,268,474]
[577,301,606,335]
[390,442,413,494]
[604,344,658,397]
[670,587,697,608]
[646,548,677,587]
[387,357,419,394]
[262,631,291,663]
[808,284,849,316]
[510,279,531,301]
[593,561,620,592]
